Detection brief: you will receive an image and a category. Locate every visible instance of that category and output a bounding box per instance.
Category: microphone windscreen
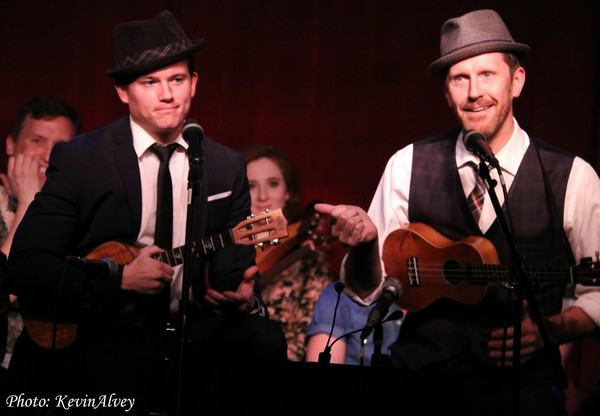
[182,119,204,143]
[383,278,403,298]
[334,281,345,294]
[464,130,486,152]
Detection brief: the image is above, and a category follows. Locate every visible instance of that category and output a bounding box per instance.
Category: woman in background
[241,144,332,361]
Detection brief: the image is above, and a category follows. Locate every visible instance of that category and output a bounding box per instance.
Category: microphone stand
[320,312,403,366]
[373,325,383,357]
[477,161,561,416]
[174,138,205,416]
[371,324,393,368]
[318,282,345,365]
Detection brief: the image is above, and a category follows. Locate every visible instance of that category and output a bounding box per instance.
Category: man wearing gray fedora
[7,10,286,414]
[316,9,600,415]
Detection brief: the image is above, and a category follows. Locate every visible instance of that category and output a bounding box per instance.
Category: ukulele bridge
[407,257,420,287]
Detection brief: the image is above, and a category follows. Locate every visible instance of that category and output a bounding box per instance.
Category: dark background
[1,0,598,211]
[0,1,599,413]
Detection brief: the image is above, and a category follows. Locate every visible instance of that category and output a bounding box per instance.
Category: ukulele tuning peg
[256,242,265,250]
[263,208,271,213]
[270,239,280,245]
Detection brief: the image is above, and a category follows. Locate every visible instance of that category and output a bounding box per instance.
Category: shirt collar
[129,116,189,158]
[455,117,530,177]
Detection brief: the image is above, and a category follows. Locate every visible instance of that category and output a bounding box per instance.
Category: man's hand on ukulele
[204,265,259,314]
[121,246,174,295]
[314,203,377,246]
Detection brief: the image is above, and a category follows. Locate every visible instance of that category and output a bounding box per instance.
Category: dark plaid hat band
[119,39,191,68]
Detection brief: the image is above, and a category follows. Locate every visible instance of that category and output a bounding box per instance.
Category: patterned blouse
[261,249,332,361]
[0,185,22,369]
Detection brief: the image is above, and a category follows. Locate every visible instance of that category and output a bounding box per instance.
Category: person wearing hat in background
[6,10,286,414]
[315,9,600,415]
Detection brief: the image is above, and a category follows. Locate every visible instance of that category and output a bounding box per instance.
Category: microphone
[182,119,204,166]
[464,130,500,169]
[318,281,345,365]
[66,256,119,277]
[360,278,403,340]
[182,119,204,143]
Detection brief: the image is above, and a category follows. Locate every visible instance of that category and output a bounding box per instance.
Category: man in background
[0,96,80,376]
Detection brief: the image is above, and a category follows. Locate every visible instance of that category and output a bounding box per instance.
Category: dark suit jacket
[8,115,256,326]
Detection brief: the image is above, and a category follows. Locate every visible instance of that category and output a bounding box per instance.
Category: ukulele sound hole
[442,260,465,285]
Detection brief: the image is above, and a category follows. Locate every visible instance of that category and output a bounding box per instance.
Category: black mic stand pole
[478,161,523,416]
[373,324,383,357]
[174,138,205,416]
[370,324,392,368]
[370,311,403,368]
[477,161,561,416]
[318,282,345,365]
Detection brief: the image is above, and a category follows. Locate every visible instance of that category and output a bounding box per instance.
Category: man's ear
[6,135,15,157]
[190,71,198,98]
[512,66,526,98]
[444,90,451,107]
[115,85,130,104]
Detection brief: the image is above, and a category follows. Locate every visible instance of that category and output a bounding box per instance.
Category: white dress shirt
[130,118,189,313]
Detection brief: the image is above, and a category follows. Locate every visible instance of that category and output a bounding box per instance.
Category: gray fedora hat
[429,9,530,78]
[107,10,204,78]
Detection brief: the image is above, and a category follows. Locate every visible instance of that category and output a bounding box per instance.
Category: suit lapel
[112,115,143,236]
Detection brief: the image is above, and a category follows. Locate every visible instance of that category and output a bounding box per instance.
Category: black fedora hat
[429,9,529,78]
[107,10,204,78]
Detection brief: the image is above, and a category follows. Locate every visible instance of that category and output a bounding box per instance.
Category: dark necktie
[467,163,488,223]
[149,143,179,249]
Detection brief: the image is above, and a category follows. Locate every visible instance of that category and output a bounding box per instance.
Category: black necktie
[149,143,178,250]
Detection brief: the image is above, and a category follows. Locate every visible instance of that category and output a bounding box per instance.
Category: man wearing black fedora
[315,9,600,415]
[7,10,286,414]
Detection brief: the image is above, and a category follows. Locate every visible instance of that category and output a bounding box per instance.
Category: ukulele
[23,209,289,349]
[382,223,600,312]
